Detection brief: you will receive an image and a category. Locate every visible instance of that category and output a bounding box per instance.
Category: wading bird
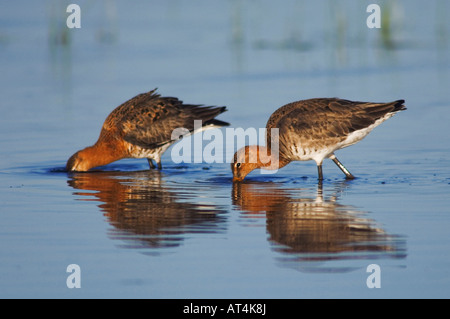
[67,89,229,172]
[231,98,406,181]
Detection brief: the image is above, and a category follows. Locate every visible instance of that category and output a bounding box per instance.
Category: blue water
[1,0,450,298]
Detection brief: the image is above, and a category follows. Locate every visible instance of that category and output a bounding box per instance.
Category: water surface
[1,0,450,298]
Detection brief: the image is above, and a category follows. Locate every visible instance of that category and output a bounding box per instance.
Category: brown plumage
[67,89,229,172]
[232,98,406,181]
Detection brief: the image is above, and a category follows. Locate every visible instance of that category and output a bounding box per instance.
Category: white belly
[289,145,334,164]
[338,113,393,149]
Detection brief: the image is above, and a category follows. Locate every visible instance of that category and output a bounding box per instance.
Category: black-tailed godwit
[66,89,229,172]
[231,98,406,181]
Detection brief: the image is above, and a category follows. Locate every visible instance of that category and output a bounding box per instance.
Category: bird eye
[236,163,241,168]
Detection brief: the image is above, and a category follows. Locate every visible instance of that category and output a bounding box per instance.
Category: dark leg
[329,154,355,179]
[317,179,323,197]
[147,158,156,169]
[157,161,162,170]
[317,164,324,181]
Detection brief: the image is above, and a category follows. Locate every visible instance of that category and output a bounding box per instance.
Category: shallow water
[1,0,450,298]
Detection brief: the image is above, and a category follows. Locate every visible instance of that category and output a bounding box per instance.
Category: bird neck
[253,145,290,171]
[79,141,124,171]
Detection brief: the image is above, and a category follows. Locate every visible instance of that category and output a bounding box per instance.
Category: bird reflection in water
[232,181,406,272]
[67,170,227,253]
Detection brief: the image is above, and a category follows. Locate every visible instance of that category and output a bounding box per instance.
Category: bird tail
[188,105,229,127]
[204,118,230,127]
[392,99,407,113]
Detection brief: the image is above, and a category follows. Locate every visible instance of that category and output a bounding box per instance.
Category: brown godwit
[231,98,406,181]
[66,89,229,172]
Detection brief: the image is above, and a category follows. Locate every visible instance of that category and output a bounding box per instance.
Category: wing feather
[102,89,228,149]
[266,98,405,154]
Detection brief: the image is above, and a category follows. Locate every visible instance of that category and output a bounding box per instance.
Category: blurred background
[1,0,449,164]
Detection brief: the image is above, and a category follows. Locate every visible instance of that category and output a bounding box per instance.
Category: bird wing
[103,89,228,149]
[267,98,405,151]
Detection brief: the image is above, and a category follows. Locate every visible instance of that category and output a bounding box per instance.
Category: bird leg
[147,158,156,169]
[317,164,324,181]
[329,154,355,179]
[317,178,323,194]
